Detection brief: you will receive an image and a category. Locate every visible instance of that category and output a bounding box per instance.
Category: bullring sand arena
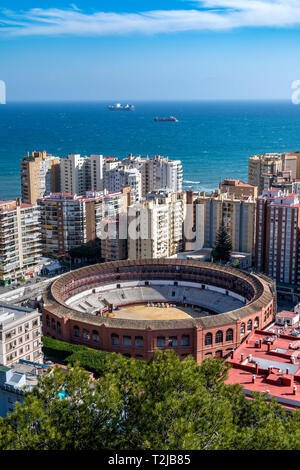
[112,304,200,320]
[43,259,276,363]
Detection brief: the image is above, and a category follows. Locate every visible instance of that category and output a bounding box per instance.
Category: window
[73,325,80,338]
[46,315,50,327]
[156,336,166,348]
[123,335,132,347]
[240,323,245,335]
[51,319,56,330]
[181,334,190,347]
[254,317,259,328]
[92,330,99,343]
[215,331,223,344]
[135,336,144,348]
[205,333,212,346]
[82,329,89,341]
[57,322,61,335]
[226,329,233,342]
[247,320,252,331]
[168,335,178,347]
[111,333,120,346]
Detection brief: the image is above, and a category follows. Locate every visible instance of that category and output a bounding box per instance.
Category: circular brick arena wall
[42,259,276,363]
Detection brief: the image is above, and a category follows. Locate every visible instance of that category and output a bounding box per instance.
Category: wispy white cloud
[1,1,300,37]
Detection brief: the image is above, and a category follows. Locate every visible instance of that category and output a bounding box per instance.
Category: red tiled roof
[226,330,300,409]
[277,311,299,319]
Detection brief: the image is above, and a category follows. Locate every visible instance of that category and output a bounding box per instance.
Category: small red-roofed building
[226,329,300,409]
[220,179,258,199]
[276,310,300,326]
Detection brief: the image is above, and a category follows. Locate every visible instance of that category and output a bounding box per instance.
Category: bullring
[42,259,276,363]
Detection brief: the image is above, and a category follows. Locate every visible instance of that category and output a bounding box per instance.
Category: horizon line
[2,98,294,104]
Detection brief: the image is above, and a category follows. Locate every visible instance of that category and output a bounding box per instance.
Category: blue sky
[1,1,300,101]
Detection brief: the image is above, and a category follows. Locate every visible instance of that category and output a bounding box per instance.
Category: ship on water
[108,103,135,111]
[154,116,178,122]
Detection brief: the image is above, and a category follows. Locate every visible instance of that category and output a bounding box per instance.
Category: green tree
[69,242,102,260]
[0,351,300,450]
[212,222,232,263]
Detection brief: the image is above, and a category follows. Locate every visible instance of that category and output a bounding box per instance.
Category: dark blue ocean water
[1,100,300,200]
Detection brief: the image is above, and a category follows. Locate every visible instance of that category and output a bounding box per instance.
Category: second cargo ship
[154,116,178,122]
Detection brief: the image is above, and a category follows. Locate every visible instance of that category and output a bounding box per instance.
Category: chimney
[252,375,256,383]
[231,351,234,359]
[240,353,244,362]
[293,385,297,396]
[267,342,271,352]
[291,355,295,364]
[259,339,262,349]
[255,363,259,374]
[286,368,289,375]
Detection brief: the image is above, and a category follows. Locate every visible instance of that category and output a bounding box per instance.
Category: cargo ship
[108,103,135,111]
[154,116,178,122]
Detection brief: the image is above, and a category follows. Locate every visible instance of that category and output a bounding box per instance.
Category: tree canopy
[0,351,299,450]
[68,241,102,260]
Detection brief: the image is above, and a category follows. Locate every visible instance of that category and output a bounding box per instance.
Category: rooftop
[221,179,255,188]
[277,310,299,319]
[226,330,300,409]
[0,303,37,327]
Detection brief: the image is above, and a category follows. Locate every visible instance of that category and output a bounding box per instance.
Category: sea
[1,100,300,200]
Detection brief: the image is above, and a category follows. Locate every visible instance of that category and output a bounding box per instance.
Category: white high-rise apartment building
[90,154,104,191]
[104,166,142,202]
[128,190,186,260]
[122,154,183,196]
[60,154,103,195]
[0,199,42,286]
[60,153,182,202]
